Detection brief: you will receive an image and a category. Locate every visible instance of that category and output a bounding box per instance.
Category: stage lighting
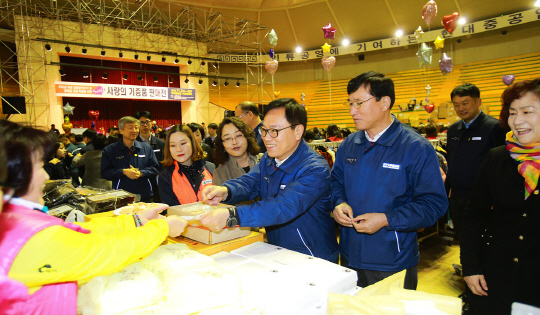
[184,77,189,84]
[162,57,166,62]
[134,54,139,60]
[236,81,240,87]
[201,61,206,66]
[147,55,151,61]
[102,72,108,79]
[65,46,71,53]
[154,76,159,82]
[169,77,174,84]
[137,75,143,81]
[101,50,106,56]
[82,48,87,55]
[174,58,179,64]
[213,62,218,68]
[45,43,52,51]
[224,81,229,87]
[198,79,203,85]
[59,69,66,76]
[212,80,217,86]
[123,74,128,80]
[82,71,89,78]
[119,52,123,58]
[187,59,192,65]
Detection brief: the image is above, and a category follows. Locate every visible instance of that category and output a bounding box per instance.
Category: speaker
[2,96,26,114]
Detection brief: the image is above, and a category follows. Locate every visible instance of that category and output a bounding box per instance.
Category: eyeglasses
[222,133,245,144]
[236,112,248,119]
[259,124,299,138]
[343,96,375,109]
[140,120,152,125]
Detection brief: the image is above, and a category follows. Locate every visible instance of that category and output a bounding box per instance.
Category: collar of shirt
[463,111,482,129]
[140,134,151,143]
[9,197,48,213]
[365,116,395,142]
[275,155,292,167]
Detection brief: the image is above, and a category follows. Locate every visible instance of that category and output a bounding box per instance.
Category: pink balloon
[321,56,336,72]
[422,0,438,26]
[265,60,279,75]
[322,23,337,40]
[502,74,515,86]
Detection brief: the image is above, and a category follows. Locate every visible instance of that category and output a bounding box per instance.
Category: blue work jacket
[331,118,448,271]
[101,140,159,199]
[224,140,339,261]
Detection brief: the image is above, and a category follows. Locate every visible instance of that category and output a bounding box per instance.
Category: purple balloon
[269,48,274,59]
[439,53,453,75]
[502,74,515,86]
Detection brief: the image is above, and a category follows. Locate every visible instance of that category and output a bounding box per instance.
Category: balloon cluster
[89,110,100,130]
[265,29,279,77]
[320,23,337,72]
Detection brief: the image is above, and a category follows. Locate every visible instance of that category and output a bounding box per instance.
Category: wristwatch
[226,207,238,228]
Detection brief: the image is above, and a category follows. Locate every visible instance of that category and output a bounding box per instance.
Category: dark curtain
[60,56,183,131]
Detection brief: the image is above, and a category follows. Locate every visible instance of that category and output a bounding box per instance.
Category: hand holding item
[351,213,389,234]
[464,275,489,296]
[164,216,188,237]
[202,186,228,205]
[198,208,229,232]
[123,168,141,180]
[333,202,354,227]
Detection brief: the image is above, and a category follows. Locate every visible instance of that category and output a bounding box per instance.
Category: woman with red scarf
[461,78,540,314]
[158,125,216,206]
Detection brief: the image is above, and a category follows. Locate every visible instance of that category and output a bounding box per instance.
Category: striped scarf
[506,131,540,199]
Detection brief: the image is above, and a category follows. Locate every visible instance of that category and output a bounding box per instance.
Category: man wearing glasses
[135,111,165,202]
[331,71,448,289]
[199,98,339,262]
[235,101,267,153]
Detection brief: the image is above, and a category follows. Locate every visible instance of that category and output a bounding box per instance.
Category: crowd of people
[1,71,539,314]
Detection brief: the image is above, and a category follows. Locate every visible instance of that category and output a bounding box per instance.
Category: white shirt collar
[365,116,394,142]
[9,197,49,213]
[140,133,151,142]
[275,155,292,167]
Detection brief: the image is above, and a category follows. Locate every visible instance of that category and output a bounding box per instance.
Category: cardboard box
[166,231,264,255]
[179,224,251,245]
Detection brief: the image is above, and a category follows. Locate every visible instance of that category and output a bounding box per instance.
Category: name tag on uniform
[346,158,357,164]
[383,163,400,170]
[280,185,287,190]
[153,149,160,152]
[116,156,124,160]
[472,137,482,140]
[202,179,212,185]
[138,155,146,157]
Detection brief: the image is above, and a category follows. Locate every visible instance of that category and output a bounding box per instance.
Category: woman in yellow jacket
[0,120,188,314]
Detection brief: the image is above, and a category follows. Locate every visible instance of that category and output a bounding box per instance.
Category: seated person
[303,130,315,143]
[213,117,261,186]
[158,125,216,206]
[44,141,71,180]
[188,123,214,164]
[325,124,344,142]
[72,134,112,189]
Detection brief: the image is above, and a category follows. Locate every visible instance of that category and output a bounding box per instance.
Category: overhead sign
[215,8,540,63]
[55,81,195,101]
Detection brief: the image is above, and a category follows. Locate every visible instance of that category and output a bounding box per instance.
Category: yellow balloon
[434,36,445,50]
[321,42,332,53]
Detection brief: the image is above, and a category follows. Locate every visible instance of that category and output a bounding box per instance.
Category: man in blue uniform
[101,116,159,202]
[331,72,448,289]
[199,98,338,262]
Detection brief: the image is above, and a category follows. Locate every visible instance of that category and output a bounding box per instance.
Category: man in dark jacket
[204,123,218,148]
[446,83,506,238]
[199,98,339,262]
[73,129,97,179]
[101,116,159,202]
[331,71,448,289]
[135,111,165,202]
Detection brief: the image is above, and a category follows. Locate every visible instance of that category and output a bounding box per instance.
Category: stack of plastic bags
[327,270,461,315]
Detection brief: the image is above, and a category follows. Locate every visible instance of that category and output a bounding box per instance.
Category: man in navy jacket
[331,72,448,289]
[199,98,338,262]
[101,116,159,202]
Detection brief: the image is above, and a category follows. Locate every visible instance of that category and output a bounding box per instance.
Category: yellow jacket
[9,215,168,292]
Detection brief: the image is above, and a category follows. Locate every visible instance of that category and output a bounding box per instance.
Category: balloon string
[328,71,332,122]
[272,74,275,99]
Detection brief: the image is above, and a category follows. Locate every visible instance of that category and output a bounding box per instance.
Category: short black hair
[341,128,352,138]
[265,98,307,136]
[450,83,480,100]
[347,71,395,109]
[237,101,259,116]
[75,135,84,142]
[187,123,205,137]
[327,124,340,137]
[106,135,120,146]
[208,123,218,130]
[425,124,438,138]
[93,134,107,150]
[134,111,152,120]
[313,127,320,134]
[82,129,97,141]
[304,130,315,142]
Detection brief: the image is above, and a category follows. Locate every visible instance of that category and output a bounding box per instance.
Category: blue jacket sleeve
[331,143,348,208]
[223,162,263,203]
[140,147,159,178]
[100,147,125,180]
[385,144,449,232]
[158,169,180,206]
[233,161,331,228]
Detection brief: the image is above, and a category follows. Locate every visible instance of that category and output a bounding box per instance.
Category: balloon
[502,74,515,86]
[426,85,431,95]
[424,104,435,114]
[274,91,281,98]
[321,42,332,53]
[269,48,274,59]
[265,60,279,75]
[439,53,453,75]
[321,56,336,72]
[425,97,430,103]
[88,110,100,121]
[442,12,460,34]
[62,122,72,134]
[301,103,305,107]
[414,26,424,40]
[422,0,438,26]
[268,29,278,46]
[300,93,306,101]
[322,23,337,40]
[416,43,433,67]
[62,103,75,115]
[434,36,444,49]
[91,121,95,129]
[64,116,70,123]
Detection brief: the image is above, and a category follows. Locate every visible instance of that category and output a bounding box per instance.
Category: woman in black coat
[44,141,71,180]
[461,78,540,314]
